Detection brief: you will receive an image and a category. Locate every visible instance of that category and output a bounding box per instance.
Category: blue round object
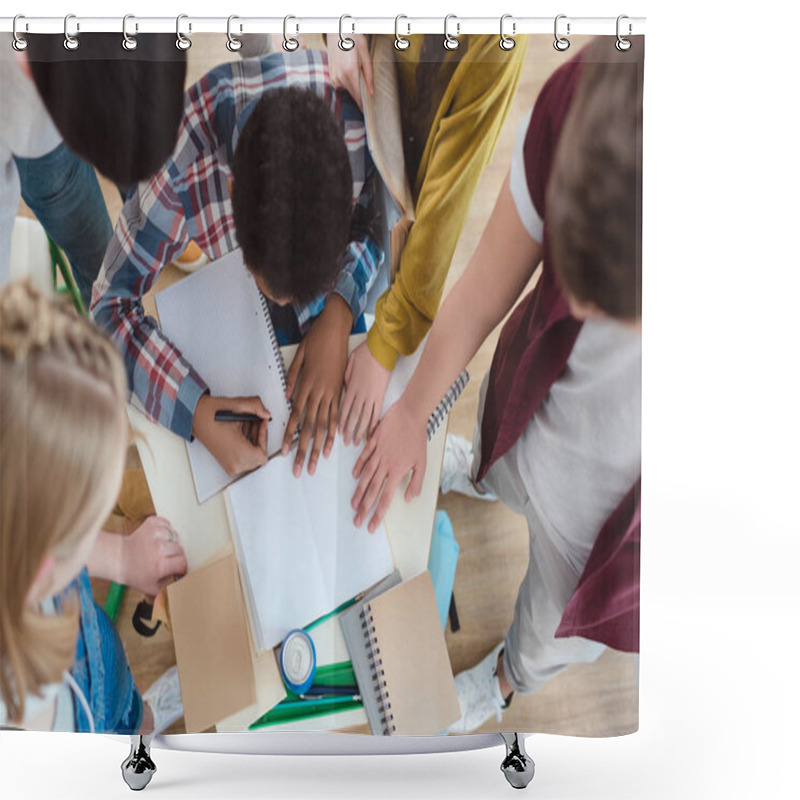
[279,629,316,695]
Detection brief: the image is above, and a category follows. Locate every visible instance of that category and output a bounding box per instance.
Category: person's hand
[282,294,352,476]
[120,516,188,597]
[192,394,270,477]
[326,34,374,111]
[351,399,428,532]
[339,340,392,446]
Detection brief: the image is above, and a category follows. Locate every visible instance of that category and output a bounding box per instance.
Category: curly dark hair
[232,87,354,304]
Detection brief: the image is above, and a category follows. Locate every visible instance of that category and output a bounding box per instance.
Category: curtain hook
[616,14,632,51]
[176,14,192,51]
[443,14,460,51]
[122,14,138,51]
[554,14,571,52]
[12,15,28,51]
[499,14,516,51]
[339,14,355,51]
[394,15,410,51]
[227,15,242,52]
[63,13,79,51]
[283,15,299,52]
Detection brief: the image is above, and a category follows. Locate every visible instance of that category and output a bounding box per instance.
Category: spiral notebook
[155,248,292,503]
[339,571,460,736]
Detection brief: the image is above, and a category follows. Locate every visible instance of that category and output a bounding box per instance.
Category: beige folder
[167,550,257,733]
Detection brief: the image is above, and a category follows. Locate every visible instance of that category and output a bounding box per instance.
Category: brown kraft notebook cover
[359,571,460,735]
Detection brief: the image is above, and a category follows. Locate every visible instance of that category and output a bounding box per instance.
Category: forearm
[87,531,126,585]
[95,294,208,439]
[92,226,208,438]
[400,176,541,425]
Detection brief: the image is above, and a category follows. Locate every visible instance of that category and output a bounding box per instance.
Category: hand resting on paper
[192,394,271,477]
[326,33,375,112]
[282,294,351,477]
[340,339,391,446]
[351,398,428,533]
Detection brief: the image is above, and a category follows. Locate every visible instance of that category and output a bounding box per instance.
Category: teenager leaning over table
[0,281,183,734]
[1,32,190,611]
[91,50,383,480]
[350,40,643,733]
[324,33,529,451]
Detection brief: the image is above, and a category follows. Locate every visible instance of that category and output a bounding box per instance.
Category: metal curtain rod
[0,15,646,36]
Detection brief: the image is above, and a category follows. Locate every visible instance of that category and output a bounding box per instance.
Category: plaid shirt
[92,50,382,440]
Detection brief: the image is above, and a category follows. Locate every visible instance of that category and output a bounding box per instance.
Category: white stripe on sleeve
[509,109,543,244]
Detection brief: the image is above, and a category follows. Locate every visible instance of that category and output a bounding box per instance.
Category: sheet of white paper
[155,250,292,504]
[226,437,394,651]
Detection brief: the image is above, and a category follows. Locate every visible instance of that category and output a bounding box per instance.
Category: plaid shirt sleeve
[90,65,235,440]
[292,92,384,332]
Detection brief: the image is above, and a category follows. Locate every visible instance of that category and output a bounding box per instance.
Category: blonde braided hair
[1,280,128,725]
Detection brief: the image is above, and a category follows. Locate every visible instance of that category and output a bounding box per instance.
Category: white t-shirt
[0,37,62,285]
[509,112,642,571]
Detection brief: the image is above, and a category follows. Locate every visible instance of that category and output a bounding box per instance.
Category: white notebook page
[155,249,292,503]
[226,437,394,652]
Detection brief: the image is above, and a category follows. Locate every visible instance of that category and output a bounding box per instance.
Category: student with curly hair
[92,51,382,480]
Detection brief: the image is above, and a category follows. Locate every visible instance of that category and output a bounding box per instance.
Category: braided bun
[0,279,126,400]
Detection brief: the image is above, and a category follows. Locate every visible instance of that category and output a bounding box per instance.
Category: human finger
[405,462,426,501]
[324,394,338,458]
[343,395,363,445]
[369,473,398,532]
[351,449,380,510]
[352,434,378,479]
[354,468,386,527]
[308,398,329,475]
[294,394,320,476]
[353,401,374,447]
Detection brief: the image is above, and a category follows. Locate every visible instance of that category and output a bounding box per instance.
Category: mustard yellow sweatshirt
[367,34,529,369]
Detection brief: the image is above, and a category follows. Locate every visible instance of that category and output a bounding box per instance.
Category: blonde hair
[0,280,128,724]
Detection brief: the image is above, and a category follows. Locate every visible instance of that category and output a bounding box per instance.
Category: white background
[2,1,799,798]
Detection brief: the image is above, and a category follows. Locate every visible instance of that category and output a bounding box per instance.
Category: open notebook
[156,248,468,504]
[155,249,292,503]
[225,436,394,652]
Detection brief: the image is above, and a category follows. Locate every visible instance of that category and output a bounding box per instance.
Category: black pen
[214,410,268,424]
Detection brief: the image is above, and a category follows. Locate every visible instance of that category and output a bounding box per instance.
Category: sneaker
[440,434,497,501]
[447,642,511,734]
[142,665,184,735]
[173,241,208,273]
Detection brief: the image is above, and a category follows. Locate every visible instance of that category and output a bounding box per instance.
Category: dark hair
[232,87,353,304]
[547,41,643,322]
[27,34,186,185]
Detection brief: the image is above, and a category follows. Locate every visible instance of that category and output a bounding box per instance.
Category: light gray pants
[472,377,605,695]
